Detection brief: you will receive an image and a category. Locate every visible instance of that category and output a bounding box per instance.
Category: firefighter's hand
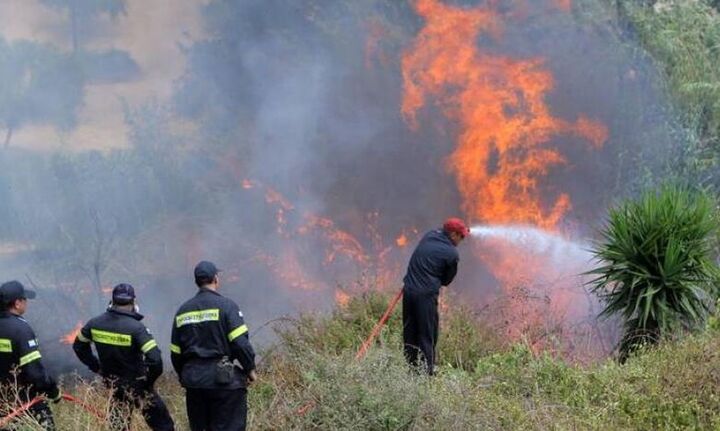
[248,370,258,384]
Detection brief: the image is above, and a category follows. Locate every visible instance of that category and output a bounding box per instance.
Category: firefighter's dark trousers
[402,288,439,375]
[110,385,175,431]
[186,387,247,431]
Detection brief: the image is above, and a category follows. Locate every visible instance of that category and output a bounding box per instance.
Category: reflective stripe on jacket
[170,288,255,389]
[0,311,59,397]
[72,307,162,386]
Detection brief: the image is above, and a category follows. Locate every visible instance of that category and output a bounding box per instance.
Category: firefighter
[0,280,61,430]
[402,218,468,375]
[171,261,256,431]
[72,283,175,431]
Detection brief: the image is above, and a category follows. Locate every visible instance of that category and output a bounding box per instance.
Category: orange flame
[401,0,609,359]
[335,289,351,308]
[395,234,408,248]
[402,0,607,229]
[299,215,368,265]
[60,322,83,345]
[240,179,409,296]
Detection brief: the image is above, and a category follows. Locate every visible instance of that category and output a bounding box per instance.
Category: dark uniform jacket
[0,311,59,398]
[403,229,460,295]
[170,288,255,390]
[72,307,162,390]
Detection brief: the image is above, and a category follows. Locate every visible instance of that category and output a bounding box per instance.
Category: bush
[5,292,720,429]
[588,186,720,360]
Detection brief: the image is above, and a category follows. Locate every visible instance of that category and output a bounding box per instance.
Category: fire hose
[2,291,407,423]
[297,288,404,416]
[355,288,404,360]
[0,393,105,428]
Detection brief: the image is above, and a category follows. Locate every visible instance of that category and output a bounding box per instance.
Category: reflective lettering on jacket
[175,309,220,328]
[91,329,132,347]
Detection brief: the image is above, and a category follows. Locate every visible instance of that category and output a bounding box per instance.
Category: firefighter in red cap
[402,218,468,375]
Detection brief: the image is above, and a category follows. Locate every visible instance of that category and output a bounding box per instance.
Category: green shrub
[588,186,720,360]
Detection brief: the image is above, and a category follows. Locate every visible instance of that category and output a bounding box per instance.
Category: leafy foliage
[616,0,720,184]
[39,0,126,51]
[0,38,84,147]
[588,186,720,359]
[8,293,720,430]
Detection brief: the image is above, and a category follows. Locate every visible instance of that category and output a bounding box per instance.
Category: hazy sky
[0,0,207,151]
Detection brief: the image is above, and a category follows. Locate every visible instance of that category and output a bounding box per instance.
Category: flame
[401,0,609,359]
[60,321,83,345]
[299,215,368,265]
[335,289,351,308]
[402,0,607,228]
[395,234,408,248]
[240,179,410,296]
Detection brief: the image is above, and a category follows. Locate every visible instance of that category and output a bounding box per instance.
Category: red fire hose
[297,289,404,416]
[355,288,404,360]
[0,393,105,428]
[61,393,105,421]
[4,291,407,423]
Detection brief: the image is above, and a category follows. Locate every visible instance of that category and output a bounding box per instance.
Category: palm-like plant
[588,186,720,361]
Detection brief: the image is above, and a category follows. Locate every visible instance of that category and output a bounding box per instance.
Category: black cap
[194,261,220,281]
[0,280,36,303]
[112,283,136,304]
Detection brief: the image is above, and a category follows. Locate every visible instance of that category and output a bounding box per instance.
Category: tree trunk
[70,0,79,53]
[3,126,12,149]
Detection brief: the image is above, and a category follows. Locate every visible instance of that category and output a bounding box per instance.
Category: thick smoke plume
[0,0,679,371]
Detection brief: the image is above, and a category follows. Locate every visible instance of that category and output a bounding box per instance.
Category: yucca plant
[588,186,720,361]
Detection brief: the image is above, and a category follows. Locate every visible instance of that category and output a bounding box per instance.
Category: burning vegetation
[0,0,715,389]
[401,0,611,359]
[3,0,720,429]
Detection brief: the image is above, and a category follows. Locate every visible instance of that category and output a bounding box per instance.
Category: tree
[588,186,720,361]
[0,38,84,148]
[39,0,126,53]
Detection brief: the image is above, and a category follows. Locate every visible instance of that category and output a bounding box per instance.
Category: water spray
[468,224,590,262]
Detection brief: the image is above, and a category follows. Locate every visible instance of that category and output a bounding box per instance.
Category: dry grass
[4,292,720,430]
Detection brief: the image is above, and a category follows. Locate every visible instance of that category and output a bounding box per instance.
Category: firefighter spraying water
[356,219,469,375]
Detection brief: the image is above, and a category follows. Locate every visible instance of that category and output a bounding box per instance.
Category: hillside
[3,292,718,430]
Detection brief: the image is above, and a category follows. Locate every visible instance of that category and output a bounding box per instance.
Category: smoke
[0,0,682,372]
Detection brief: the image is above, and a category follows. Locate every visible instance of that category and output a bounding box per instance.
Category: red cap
[443,217,469,237]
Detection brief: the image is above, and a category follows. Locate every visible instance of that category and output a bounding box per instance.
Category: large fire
[401,0,609,359]
[402,0,607,228]
[238,179,413,305]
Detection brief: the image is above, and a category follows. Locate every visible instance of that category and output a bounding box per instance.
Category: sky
[0,0,206,151]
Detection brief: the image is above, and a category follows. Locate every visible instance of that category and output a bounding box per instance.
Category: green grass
[5,291,720,430]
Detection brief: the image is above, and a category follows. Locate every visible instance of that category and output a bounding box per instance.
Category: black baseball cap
[194,261,220,281]
[112,283,136,304]
[0,280,36,303]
